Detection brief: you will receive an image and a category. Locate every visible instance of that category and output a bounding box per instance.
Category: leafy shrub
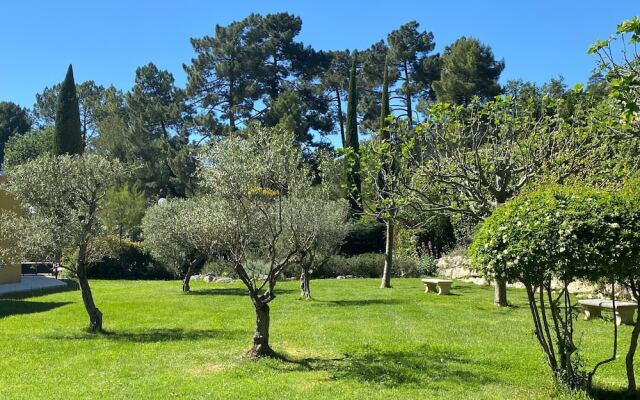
[416,254,438,276]
[313,253,418,278]
[340,220,385,256]
[88,238,173,280]
[3,128,54,169]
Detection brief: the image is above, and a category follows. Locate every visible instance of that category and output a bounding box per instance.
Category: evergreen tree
[380,57,391,135]
[0,101,31,167]
[387,21,439,125]
[433,37,505,105]
[345,54,363,216]
[53,65,84,155]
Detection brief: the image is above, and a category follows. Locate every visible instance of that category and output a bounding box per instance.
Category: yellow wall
[0,183,21,284]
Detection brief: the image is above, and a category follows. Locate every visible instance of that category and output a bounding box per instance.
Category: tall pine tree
[53,65,84,155]
[345,53,362,216]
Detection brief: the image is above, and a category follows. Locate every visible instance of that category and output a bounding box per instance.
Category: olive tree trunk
[494,279,508,307]
[182,262,195,293]
[626,301,640,393]
[300,268,311,300]
[77,267,102,332]
[380,220,393,289]
[247,302,273,358]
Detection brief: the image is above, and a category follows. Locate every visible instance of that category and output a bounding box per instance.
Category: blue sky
[1,1,637,111]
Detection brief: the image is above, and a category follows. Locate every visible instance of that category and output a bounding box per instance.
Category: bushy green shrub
[470,185,618,389]
[313,253,418,278]
[88,238,173,280]
[340,220,385,256]
[416,254,438,276]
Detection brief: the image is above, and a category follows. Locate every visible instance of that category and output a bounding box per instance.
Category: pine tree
[344,53,363,216]
[53,65,84,155]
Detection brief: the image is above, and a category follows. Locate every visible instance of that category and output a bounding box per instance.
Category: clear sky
[1,0,638,111]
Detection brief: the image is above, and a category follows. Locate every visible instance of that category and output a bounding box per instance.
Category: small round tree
[470,185,618,389]
[142,197,216,292]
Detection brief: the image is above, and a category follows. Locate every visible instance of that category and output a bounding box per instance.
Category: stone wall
[437,253,598,296]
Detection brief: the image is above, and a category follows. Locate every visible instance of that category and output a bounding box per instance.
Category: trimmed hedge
[88,239,173,280]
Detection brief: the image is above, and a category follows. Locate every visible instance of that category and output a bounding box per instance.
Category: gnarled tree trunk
[248,302,273,358]
[300,268,311,300]
[494,278,508,307]
[77,268,102,332]
[380,220,393,288]
[182,261,195,293]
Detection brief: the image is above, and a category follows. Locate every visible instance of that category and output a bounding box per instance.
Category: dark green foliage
[387,21,439,124]
[0,101,31,167]
[2,128,54,169]
[379,57,391,134]
[87,239,173,280]
[186,12,334,143]
[397,215,456,258]
[433,37,504,105]
[340,220,385,256]
[53,65,84,155]
[344,54,363,215]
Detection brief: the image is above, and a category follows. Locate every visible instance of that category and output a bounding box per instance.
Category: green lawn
[0,278,635,399]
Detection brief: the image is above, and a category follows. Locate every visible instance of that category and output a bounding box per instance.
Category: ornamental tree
[198,125,326,357]
[294,197,348,299]
[470,185,619,389]
[2,154,125,332]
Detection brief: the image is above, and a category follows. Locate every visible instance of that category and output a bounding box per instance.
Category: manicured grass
[0,279,635,399]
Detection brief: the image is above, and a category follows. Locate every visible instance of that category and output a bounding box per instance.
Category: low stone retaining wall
[436,253,599,296]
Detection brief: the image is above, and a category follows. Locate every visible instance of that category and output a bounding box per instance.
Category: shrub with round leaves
[469,185,619,286]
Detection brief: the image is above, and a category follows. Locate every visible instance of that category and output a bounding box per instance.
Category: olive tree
[198,125,324,357]
[1,154,125,332]
[295,198,348,299]
[142,197,217,292]
[470,185,619,389]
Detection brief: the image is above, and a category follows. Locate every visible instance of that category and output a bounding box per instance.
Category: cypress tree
[53,65,84,155]
[344,53,362,216]
[379,57,391,137]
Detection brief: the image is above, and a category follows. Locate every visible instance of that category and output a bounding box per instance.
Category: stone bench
[421,278,453,295]
[578,299,637,326]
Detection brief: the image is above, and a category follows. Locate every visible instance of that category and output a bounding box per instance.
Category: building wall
[0,182,21,284]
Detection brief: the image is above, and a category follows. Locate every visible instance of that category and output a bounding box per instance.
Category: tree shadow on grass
[48,327,248,343]
[188,287,296,296]
[269,345,498,388]
[589,387,637,400]
[314,299,404,307]
[0,299,72,319]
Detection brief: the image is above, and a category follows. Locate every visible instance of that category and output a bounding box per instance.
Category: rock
[437,254,478,279]
[336,275,346,280]
[214,277,233,284]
